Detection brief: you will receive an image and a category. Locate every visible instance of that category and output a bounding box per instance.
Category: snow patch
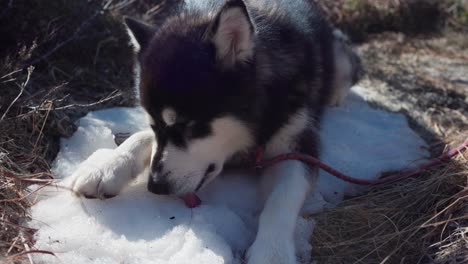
[28,87,428,263]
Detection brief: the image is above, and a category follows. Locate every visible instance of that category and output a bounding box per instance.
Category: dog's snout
[205,163,216,176]
[147,179,170,195]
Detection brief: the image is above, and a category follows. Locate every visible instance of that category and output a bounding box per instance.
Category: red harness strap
[254,138,468,186]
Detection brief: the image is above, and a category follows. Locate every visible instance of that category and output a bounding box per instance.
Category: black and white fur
[69,0,361,263]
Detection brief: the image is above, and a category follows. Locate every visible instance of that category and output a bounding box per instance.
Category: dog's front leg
[69,129,154,199]
[247,160,314,264]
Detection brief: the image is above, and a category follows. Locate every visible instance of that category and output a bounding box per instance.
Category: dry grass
[0,0,139,261]
[311,137,468,263]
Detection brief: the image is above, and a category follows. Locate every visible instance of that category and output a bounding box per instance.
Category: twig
[0,168,54,181]
[0,66,34,122]
[107,0,137,11]
[33,102,52,151]
[103,0,114,10]
[29,90,121,111]
[20,233,34,264]
[0,219,36,232]
[39,83,68,103]
[7,235,20,255]
[421,214,468,228]
[9,249,57,261]
[0,69,22,80]
[146,1,166,16]
[0,181,53,202]
[1,78,18,84]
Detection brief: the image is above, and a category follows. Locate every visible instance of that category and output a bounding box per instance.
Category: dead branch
[0,66,34,122]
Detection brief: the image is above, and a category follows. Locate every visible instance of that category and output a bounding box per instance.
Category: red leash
[183,139,467,208]
[254,138,468,186]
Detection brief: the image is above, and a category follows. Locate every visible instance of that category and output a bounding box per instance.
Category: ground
[0,0,467,263]
[358,32,468,142]
[311,31,468,264]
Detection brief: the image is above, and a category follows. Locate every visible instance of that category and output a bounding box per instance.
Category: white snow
[28,87,428,264]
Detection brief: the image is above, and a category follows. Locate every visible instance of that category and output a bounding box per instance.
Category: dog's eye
[169,121,192,138]
[169,121,203,141]
[206,163,216,175]
[150,124,161,133]
[174,116,188,125]
[181,121,195,139]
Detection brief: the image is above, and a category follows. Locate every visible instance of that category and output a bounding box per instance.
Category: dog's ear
[124,17,155,53]
[209,0,255,67]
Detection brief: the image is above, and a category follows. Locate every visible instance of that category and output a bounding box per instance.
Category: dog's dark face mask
[125,0,259,195]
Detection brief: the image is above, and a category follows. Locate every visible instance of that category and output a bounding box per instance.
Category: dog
[69,0,361,263]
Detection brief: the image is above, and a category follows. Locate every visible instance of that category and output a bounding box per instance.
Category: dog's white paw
[69,149,134,199]
[247,237,297,264]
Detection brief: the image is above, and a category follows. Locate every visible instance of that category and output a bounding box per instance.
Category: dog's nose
[147,179,170,195]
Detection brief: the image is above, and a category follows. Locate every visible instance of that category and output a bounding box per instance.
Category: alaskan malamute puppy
[70,0,361,263]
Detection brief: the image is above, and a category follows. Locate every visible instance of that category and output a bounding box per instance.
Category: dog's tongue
[180,193,201,208]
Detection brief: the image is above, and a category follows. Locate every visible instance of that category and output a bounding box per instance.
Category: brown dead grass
[0,0,139,261]
[310,138,468,263]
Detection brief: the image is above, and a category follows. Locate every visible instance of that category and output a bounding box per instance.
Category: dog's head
[125,0,258,195]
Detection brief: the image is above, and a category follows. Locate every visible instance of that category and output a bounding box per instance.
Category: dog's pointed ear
[209,0,255,67]
[124,17,155,53]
